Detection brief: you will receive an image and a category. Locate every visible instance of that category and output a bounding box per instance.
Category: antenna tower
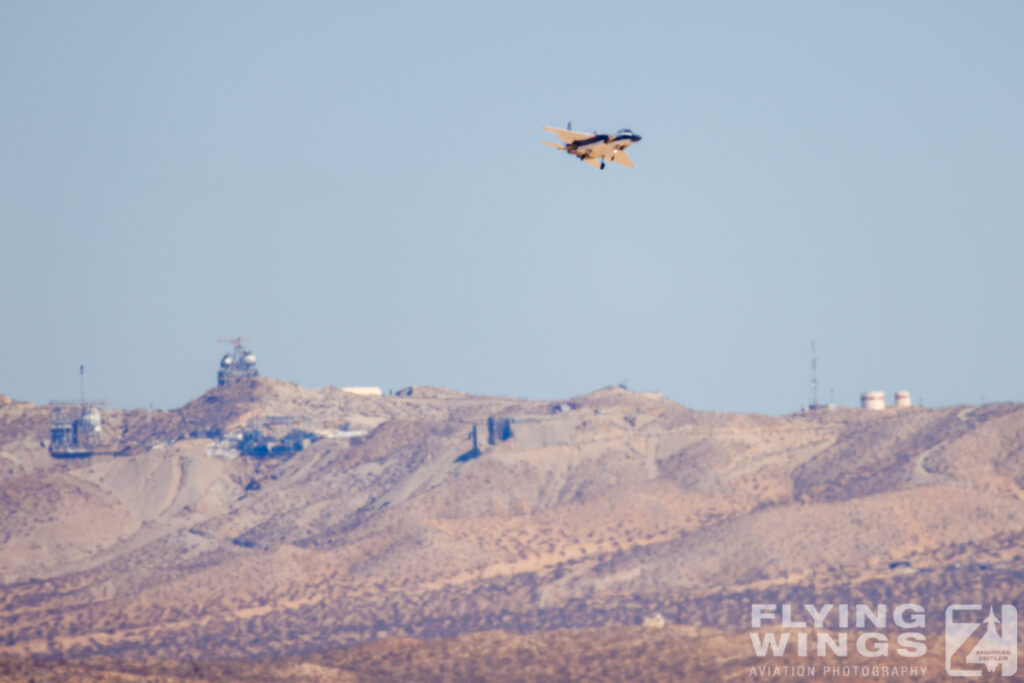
[809,341,818,409]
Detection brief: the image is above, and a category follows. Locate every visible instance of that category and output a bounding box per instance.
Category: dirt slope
[1,378,1022,670]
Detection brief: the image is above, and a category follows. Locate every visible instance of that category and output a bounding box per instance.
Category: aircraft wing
[586,141,616,157]
[543,126,594,143]
[582,157,603,169]
[610,149,635,168]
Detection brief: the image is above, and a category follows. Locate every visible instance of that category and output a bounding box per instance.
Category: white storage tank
[861,390,886,410]
[894,390,912,408]
[341,386,384,397]
[81,407,102,433]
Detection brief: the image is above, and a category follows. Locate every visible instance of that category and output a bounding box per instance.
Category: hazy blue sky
[2,2,1022,414]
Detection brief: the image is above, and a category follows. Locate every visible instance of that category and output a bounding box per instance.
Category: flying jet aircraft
[542,123,641,169]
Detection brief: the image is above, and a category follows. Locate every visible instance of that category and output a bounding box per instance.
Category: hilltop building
[217,337,259,386]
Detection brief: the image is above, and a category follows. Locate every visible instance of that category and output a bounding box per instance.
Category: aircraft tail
[541,140,566,150]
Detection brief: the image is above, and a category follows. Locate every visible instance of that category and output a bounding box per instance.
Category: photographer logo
[945,604,1017,677]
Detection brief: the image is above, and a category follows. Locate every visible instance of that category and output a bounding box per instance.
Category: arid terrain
[1,379,1022,680]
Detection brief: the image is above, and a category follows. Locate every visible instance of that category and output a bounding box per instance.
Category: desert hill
[1,378,1023,673]
[0,626,956,682]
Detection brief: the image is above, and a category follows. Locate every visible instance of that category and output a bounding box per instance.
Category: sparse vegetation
[0,380,1023,678]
